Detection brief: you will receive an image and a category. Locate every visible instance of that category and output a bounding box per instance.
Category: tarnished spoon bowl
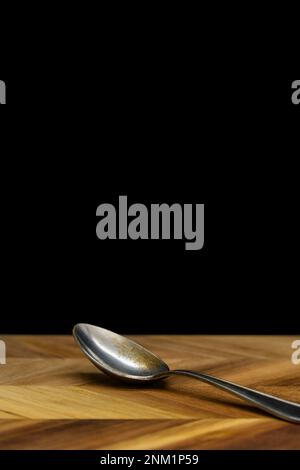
[73,323,169,381]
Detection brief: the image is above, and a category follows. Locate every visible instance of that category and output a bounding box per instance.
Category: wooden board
[0,335,299,449]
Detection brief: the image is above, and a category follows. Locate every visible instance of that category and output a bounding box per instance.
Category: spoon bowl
[73,323,169,382]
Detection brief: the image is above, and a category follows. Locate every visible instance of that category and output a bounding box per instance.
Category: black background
[1,5,299,335]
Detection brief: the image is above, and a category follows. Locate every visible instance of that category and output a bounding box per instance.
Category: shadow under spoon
[73,324,300,424]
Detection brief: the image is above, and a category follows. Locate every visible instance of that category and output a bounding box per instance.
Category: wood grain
[0,335,299,449]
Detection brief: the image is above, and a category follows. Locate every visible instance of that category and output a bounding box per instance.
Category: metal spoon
[73,324,300,424]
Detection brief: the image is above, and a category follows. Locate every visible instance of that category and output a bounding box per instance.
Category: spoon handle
[169,370,300,423]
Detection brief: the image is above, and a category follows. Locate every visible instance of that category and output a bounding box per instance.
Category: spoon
[73,324,300,424]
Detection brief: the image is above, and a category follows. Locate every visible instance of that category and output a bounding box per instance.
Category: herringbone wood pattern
[0,335,299,449]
